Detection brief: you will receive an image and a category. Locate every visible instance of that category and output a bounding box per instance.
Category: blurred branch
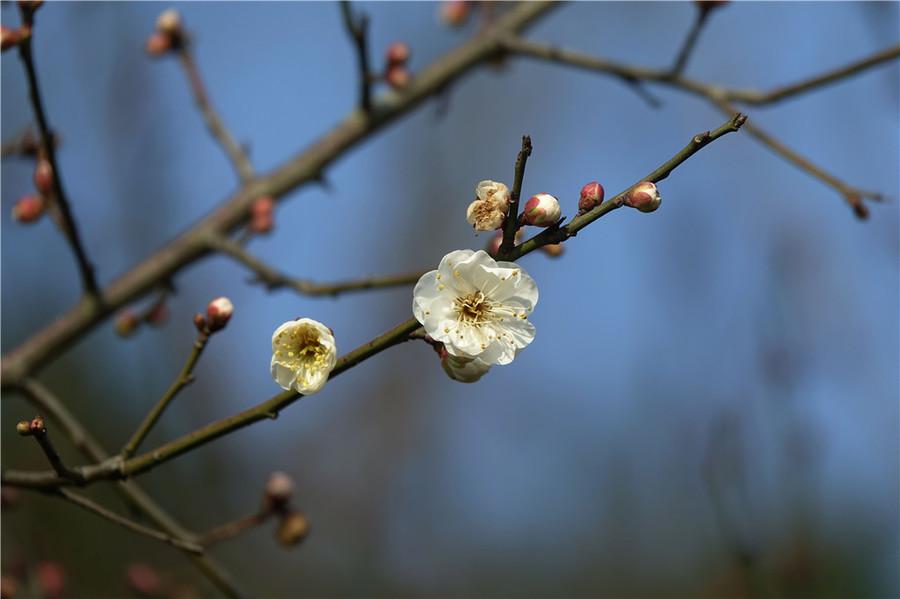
[210,236,425,296]
[200,509,272,547]
[0,127,56,159]
[669,3,715,76]
[2,114,741,488]
[17,416,83,483]
[46,488,204,554]
[504,37,898,218]
[16,7,100,297]
[499,136,532,258]
[714,98,883,219]
[9,380,244,598]
[0,1,558,386]
[177,42,255,183]
[339,1,372,113]
[121,328,212,458]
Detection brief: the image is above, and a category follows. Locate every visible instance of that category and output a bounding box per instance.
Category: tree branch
[0,1,558,387]
[210,236,425,297]
[200,509,272,547]
[498,136,532,258]
[9,380,244,598]
[177,42,255,183]
[121,329,212,458]
[44,488,204,554]
[17,416,83,483]
[16,10,99,297]
[2,114,742,489]
[340,1,373,113]
[669,5,712,77]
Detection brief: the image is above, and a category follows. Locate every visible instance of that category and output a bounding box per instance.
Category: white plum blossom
[270,318,337,395]
[441,353,492,383]
[466,180,510,232]
[413,249,538,366]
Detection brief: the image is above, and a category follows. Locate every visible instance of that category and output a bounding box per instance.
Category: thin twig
[16,12,99,297]
[50,488,204,554]
[670,5,711,76]
[121,329,212,458]
[498,136,532,258]
[0,2,557,386]
[715,99,882,219]
[210,236,425,297]
[177,44,255,182]
[1,115,742,488]
[339,1,372,112]
[20,417,84,483]
[11,379,244,598]
[200,510,272,547]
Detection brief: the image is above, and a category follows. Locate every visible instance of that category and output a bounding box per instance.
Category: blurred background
[2,2,898,597]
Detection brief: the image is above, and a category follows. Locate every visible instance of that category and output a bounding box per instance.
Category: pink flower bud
[35,562,65,599]
[155,8,182,36]
[276,511,310,547]
[126,563,161,597]
[206,297,233,332]
[385,42,410,67]
[193,313,207,332]
[578,181,604,213]
[11,195,45,223]
[440,0,472,27]
[115,310,140,337]
[145,32,171,57]
[385,66,411,89]
[250,196,274,218]
[1,26,21,52]
[264,471,294,510]
[33,159,54,195]
[625,181,661,213]
[485,231,503,257]
[249,214,274,234]
[523,193,561,227]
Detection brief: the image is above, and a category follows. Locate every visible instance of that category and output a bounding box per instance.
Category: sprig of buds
[382,42,411,90]
[145,9,185,57]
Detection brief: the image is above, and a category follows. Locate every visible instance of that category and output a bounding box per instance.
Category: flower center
[276,327,329,371]
[454,291,494,326]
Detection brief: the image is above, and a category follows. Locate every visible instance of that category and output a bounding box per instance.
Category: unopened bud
[206,297,233,332]
[193,313,207,332]
[276,511,310,547]
[33,159,54,195]
[250,196,274,218]
[385,66,410,89]
[15,421,31,436]
[155,8,182,36]
[126,563,161,597]
[35,562,65,599]
[115,310,140,337]
[541,243,565,258]
[264,471,294,510]
[625,181,661,213]
[578,181,604,213]
[1,26,20,52]
[440,0,472,27]
[523,193,561,227]
[385,42,410,67]
[441,354,491,383]
[485,231,503,257]
[145,32,171,57]
[146,303,169,327]
[249,214,274,234]
[11,195,45,223]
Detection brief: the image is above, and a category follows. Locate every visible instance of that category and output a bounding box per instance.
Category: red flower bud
[440,0,472,27]
[11,195,45,223]
[624,181,661,213]
[145,32,171,57]
[385,66,410,89]
[578,181,604,213]
[193,313,207,332]
[250,196,274,218]
[523,193,561,227]
[126,563,162,597]
[206,297,233,332]
[385,42,410,67]
[1,26,21,52]
[33,159,54,195]
[35,562,65,599]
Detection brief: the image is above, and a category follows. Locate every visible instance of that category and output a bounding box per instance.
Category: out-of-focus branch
[504,37,898,218]
[16,7,99,297]
[16,416,83,483]
[177,44,255,183]
[339,1,373,113]
[200,510,272,547]
[714,99,882,219]
[670,3,714,76]
[9,380,244,598]
[0,1,557,387]
[210,236,425,297]
[2,114,741,488]
[499,136,532,258]
[121,328,213,458]
[46,488,204,554]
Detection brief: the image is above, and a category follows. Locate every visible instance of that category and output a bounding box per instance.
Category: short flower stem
[120,330,211,458]
[200,509,273,547]
[25,420,83,483]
